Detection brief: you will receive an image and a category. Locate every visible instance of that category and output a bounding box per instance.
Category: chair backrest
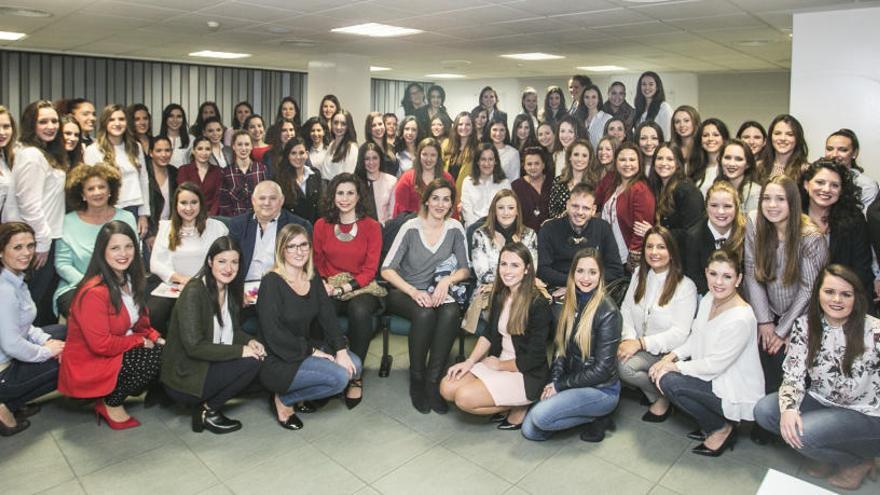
[605,277,630,307]
[380,211,418,265]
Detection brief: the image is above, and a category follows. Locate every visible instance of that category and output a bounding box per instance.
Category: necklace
[180,225,198,238]
[334,222,358,242]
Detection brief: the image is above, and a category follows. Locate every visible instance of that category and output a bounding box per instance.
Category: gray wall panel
[0,49,306,134]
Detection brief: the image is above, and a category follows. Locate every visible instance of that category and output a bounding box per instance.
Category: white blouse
[2,147,66,252]
[396,149,414,175]
[672,295,764,421]
[320,142,358,179]
[213,288,234,345]
[0,154,11,218]
[369,172,398,225]
[460,177,511,227]
[620,267,697,354]
[83,143,151,216]
[585,110,612,149]
[637,101,673,141]
[150,218,229,284]
[168,135,194,168]
[496,145,520,182]
[309,146,328,173]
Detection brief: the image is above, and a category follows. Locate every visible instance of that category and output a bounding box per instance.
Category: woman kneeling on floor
[161,236,265,434]
[440,242,551,430]
[522,247,622,442]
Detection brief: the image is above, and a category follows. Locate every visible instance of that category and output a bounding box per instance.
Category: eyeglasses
[285,242,310,252]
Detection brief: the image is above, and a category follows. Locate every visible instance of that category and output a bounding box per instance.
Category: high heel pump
[691,426,737,457]
[94,401,140,430]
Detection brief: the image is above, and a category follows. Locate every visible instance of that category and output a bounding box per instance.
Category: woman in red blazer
[59,221,164,430]
[595,142,656,272]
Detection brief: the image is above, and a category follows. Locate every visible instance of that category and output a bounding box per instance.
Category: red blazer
[177,162,222,216]
[594,174,656,255]
[58,277,160,398]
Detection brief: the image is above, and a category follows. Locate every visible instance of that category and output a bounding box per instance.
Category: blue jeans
[522,382,620,441]
[755,392,880,466]
[279,351,363,406]
[658,372,726,433]
[0,324,66,411]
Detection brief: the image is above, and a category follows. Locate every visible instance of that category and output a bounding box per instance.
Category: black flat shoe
[192,405,242,434]
[497,419,522,431]
[295,402,317,414]
[580,416,615,443]
[489,413,507,423]
[345,380,363,410]
[14,403,41,420]
[692,428,738,457]
[641,407,672,423]
[269,396,303,430]
[687,429,707,441]
[0,418,30,436]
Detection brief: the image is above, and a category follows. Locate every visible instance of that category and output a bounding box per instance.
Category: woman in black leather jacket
[522,247,622,442]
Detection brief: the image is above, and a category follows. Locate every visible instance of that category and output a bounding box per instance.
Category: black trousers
[104,345,163,407]
[147,295,177,336]
[330,294,380,362]
[0,324,66,410]
[385,288,461,381]
[164,357,261,410]
[30,240,60,326]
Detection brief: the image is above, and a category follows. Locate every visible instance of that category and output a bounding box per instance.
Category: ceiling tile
[630,0,744,19]
[552,8,657,27]
[193,2,298,23]
[145,14,258,34]
[727,0,853,12]
[502,0,620,16]
[664,13,769,31]
[76,1,186,21]
[592,21,683,37]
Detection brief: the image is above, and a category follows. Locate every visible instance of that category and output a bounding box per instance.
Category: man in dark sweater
[538,183,624,295]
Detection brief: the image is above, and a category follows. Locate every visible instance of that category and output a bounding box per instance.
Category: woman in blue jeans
[0,222,66,436]
[257,224,362,430]
[755,264,880,491]
[522,247,622,443]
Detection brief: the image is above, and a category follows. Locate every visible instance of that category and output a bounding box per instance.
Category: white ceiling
[1,0,877,78]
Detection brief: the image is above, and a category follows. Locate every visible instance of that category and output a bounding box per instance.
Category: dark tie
[715,237,727,249]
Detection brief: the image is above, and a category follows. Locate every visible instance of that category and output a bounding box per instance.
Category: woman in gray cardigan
[161,236,265,434]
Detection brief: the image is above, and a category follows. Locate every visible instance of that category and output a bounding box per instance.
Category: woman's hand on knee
[617,339,640,362]
[335,350,357,378]
[540,383,557,400]
[446,360,473,381]
[779,410,804,449]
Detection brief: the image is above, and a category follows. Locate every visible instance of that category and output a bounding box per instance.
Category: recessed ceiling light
[501,52,565,61]
[189,50,251,59]
[370,66,391,72]
[0,6,52,17]
[577,65,627,72]
[331,23,422,38]
[426,73,465,79]
[0,31,26,41]
[736,40,769,47]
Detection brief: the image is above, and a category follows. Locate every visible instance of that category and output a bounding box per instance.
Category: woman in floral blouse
[755,264,880,491]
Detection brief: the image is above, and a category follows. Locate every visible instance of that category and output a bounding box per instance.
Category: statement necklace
[334,222,358,242]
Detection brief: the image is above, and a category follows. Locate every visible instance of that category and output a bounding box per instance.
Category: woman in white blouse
[159,104,194,168]
[633,71,672,140]
[649,249,764,457]
[617,226,696,422]
[322,110,358,179]
[83,104,151,237]
[577,85,612,149]
[2,100,68,326]
[487,120,520,182]
[148,182,228,333]
[354,142,397,225]
[0,105,16,218]
[395,116,419,175]
[460,144,511,228]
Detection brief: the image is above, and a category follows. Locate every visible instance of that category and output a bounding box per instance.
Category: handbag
[326,272,387,301]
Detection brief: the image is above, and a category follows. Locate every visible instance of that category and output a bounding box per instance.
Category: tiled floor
[1,333,873,495]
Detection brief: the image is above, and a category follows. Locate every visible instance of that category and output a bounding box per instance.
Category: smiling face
[523,153,545,180]
[288,143,307,169]
[673,111,694,139]
[523,93,538,113]
[771,121,795,155]
[568,79,585,101]
[133,109,150,136]
[616,148,640,181]
[548,91,561,110]
[62,122,81,152]
[283,233,311,269]
[638,127,659,156]
[489,122,506,145]
[83,176,110,209]
[419,145,438,171]
[574,256,600,292]
[824,135,856,168]
[204,121,223,144]
[567,192,595,228]
[473,111,487,131]
[233,134,253,160]
[705,260,740,300]
[480,89,497,109]
[597,139,614,166]
[2,232,36,274]
[370,116,385,141]
[334,181,359,215]
[640,75,657,99]
[706,190,736,231]
[536,124,554,148]
[582,88,600,111]
[210,249,240,288]
[105,233,135,277]
[430,118,444,138]
[235,104,251,125]
[457,115,473,138]
[192,140,212,164]
[73,102,96,134]
[0,113,12,149]
[760,183,790,225]
[429,89,443,109]
[608,84,625,107]
[309,122,325,146]
[252,184,283,221]
[106,110,127,139]
[425,186,453,219]
[569,144,590,173]
[805,167,842,209]
[701,124,723,154]
[279,121,296,145]
[151,139,172,167]
[176,190,201,224]
[363,149,381,175]
[321,100,337,120]
[644,233,670,272]
[477,148,497,178]
[653,147,676,181]
[332,114,347,139]
[247,117,265,143]
[515,120,530,141]
[281,101,296,120]
[558,122,576,149]
[402,120,418,144]
[721,144,748,180]
[384,115,397,137]
[498,249,527,291]
[819,273,855,325]
[166,109,183,132]
[607,121,626,142]
[739,126,765,156]
[35,107,60,144]
[494,195,518,228]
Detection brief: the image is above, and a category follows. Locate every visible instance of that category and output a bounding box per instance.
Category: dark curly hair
[321,172,370,224]
[65,162,122,211]
[800,159,863,234]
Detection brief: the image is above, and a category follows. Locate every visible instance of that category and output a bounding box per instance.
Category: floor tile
[195,483,235,494]
[518,444,654,495]
[591,413,692,482]
[223,443,364,495]
[353,486,381,495]
[0,431,76,494]
[37,479,86,495]
[309,407,435,483]
[648,485,681,495]
[373,445,511,495]
[659,453,768,495]
[502,486,531,495]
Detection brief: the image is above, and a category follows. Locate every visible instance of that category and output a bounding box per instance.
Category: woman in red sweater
[177,136,222,216]
[595,142,656,273]
[59,220,164,430]
[312,173,382,408]
[393,138,454,218]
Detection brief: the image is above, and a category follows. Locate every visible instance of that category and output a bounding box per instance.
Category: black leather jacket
[550,294,621,391]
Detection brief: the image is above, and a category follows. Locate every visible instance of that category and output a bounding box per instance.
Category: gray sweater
[382,217,469,290]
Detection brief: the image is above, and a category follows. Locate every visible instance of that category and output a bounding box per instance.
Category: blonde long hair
[96,104,141,169]
[555,248,607,359]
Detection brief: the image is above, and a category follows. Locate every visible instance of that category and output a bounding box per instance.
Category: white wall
[307,53,371,136]
[698,72,790,132]
[791,6,880,177]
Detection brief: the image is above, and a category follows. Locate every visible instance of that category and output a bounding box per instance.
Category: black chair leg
[379,317,392,378]
[455,331,466,363]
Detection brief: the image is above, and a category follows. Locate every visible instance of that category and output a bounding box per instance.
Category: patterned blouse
[779,314,880,417]
[547,176,570,219]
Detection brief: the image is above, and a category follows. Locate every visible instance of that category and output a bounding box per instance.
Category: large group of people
[0,72,878,491]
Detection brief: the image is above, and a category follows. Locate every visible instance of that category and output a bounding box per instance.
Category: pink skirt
[470,363,530,407]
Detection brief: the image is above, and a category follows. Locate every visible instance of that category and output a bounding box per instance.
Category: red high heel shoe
[94,401,141,430]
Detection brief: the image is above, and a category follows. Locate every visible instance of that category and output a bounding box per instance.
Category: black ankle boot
[425,380,448,414]
[580,415,615,443]
[410,373,430,414]
[192,404,242,434]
